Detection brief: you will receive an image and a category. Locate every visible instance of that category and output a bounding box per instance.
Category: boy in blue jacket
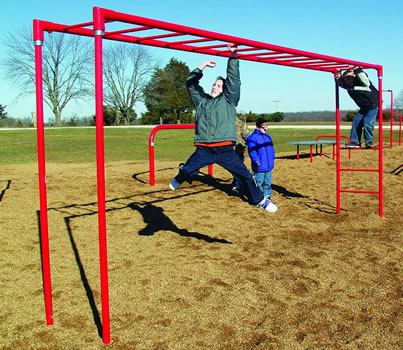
[246,118,277,211]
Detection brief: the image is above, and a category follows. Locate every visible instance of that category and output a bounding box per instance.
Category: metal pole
[93,7,110,344]
[382,90,394,149]
[34,20,54,327]
[378,70,383,217]
[149,130,156,186]
[335,78,341,214]
[309,145,313,163]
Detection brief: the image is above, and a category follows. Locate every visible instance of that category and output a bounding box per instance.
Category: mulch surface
[1,146,402,349]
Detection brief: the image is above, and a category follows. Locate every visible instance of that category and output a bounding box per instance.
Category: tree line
[1,26,402,127]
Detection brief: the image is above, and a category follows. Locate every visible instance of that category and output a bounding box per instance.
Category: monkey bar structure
[379,90,402,148]
[33,7,384,344]
[394,115,403,146]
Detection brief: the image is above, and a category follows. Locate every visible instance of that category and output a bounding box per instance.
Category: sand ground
[0,146,402,349]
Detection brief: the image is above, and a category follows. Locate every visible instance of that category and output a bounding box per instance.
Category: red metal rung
[340,168,379,172]
[340,189,379,194]
[105,26,152,36]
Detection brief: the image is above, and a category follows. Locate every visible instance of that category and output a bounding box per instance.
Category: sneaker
[231,186,240,195]
[265,195,275,204]
[259,198,278,213]
[365,141,375,149]
[169,178,181,190]
[346,142,361,149]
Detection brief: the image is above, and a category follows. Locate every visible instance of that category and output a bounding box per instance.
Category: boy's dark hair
[256,117,267,128]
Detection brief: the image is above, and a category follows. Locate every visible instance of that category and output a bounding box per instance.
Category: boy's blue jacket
[246,129,275,172]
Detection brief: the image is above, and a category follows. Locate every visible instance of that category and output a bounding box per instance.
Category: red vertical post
[33,19,53,326]
[93,7,110,344]
[309,145,313,163]
[208,164,213,176]
[335,78,341,214]
[382,90,394,149]
[378,71,383,217]
[149,133,156,186]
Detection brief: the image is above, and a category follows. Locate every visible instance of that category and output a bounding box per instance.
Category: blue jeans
[175,145,264,205]
[254,171,272,198]
[350,107,378,144]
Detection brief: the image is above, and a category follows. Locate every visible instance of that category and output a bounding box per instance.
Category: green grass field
[0,126,352,166]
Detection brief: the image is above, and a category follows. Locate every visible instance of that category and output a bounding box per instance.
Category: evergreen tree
[0,104,7,119]
[143,58,193,124]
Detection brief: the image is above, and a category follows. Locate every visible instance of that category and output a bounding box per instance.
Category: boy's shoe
[169,178,181,190]
[265,195,276,205]
[259,198,278,213]
[346,142,361,149]
[365,140,375,148]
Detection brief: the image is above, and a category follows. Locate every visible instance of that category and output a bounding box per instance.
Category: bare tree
[2,26,93,125]
[103,44,157,125]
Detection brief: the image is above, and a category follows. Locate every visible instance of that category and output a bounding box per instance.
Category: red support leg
[335,79,341,214]
[378,73,383,217]
[310,145,313,162]
[34,20,53,326]
[94,7,110,344]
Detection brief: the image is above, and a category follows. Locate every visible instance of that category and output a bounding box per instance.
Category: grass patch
[0,126,353,166]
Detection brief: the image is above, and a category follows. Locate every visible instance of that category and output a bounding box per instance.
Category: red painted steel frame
[33,20,53,326]
[335,82,341,213]
[93,7,110,344]
[149,125,213,186]
[32,6,384,344]
[292,144,317,162]
[395,115,403,146]
[335,72,383,216]
[315,135,351,160]
[379,75,384,217]
[380,90,402,148]
[380,90,394,148]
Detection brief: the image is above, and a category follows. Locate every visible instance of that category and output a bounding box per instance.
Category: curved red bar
[149,124,213,186]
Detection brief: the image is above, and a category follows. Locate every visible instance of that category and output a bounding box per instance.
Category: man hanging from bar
[169,43,277,213]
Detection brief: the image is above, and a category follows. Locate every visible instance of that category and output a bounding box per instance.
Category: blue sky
[1,0,402,121]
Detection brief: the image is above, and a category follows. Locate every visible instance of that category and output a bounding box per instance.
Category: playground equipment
[33,7,384,344]
[394,114,403,146]
[148,124,213,186]
[377,90,402,148]
[287,135,351,163]
[316,135,351,160]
